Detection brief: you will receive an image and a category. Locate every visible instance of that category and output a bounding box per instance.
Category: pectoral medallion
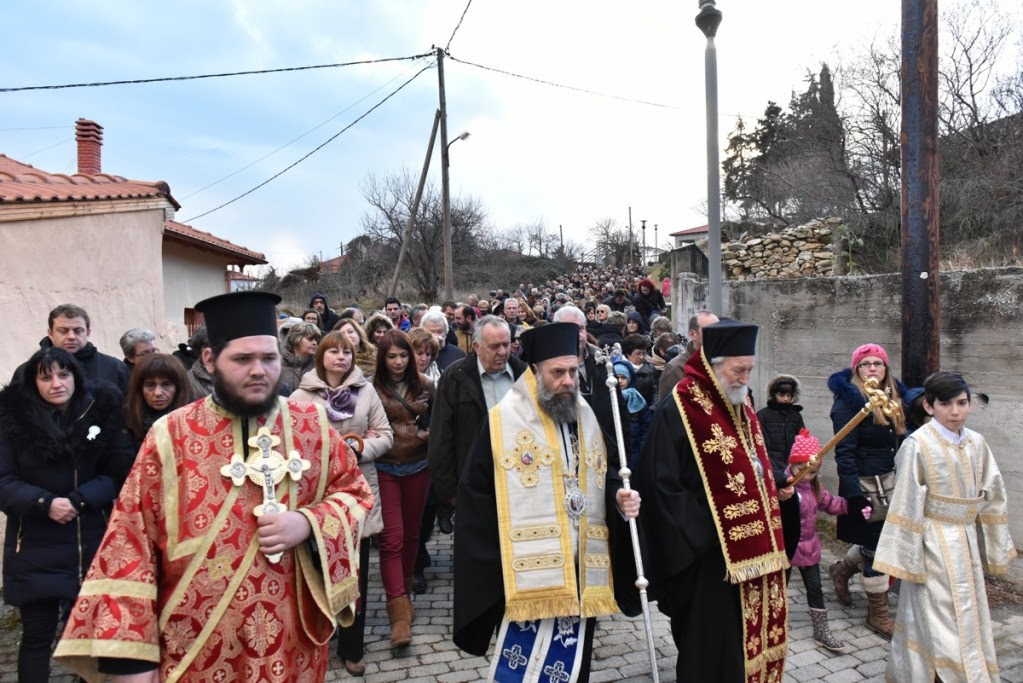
[563,476,587,527]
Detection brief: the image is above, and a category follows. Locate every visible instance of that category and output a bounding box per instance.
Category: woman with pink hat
[826,343,907,639]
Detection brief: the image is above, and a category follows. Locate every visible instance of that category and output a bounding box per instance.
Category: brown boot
[387,596,413,648]
[865,591,894,640]
[829,557,859,606]
[403,578,416,624]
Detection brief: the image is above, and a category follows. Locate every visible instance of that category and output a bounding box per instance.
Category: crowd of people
[0,260,1015,682]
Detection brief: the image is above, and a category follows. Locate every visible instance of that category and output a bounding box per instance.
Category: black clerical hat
[702,320,759,359]
[519,322,579,364]
[195,291,282,348]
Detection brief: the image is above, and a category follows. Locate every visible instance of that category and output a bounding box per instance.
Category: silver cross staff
[257,463,284,563]
[597,343,660,682]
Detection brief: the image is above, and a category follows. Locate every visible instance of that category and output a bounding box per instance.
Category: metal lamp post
[441,129,470,300]
[696,0,723,314]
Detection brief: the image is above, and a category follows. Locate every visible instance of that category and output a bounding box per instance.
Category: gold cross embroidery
[702,423,737,464]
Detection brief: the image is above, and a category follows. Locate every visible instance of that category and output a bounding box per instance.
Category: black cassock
[452,419,640,680]
[633,394,752,682]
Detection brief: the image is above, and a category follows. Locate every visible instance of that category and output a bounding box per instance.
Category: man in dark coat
[656,309,718,402]
[602,288,632,313]
[427,316,527,506]
[308,292,341,332]
[12,304,129,395]
[635,321,790,682]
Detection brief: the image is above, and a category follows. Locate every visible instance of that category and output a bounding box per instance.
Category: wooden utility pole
[900,0,941,386]
[388,110,441,297]
[437,47,454,300]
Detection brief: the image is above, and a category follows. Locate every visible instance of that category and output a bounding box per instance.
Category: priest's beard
[720,382,749,406]
[212,372,281,418]
[537,376,579,424]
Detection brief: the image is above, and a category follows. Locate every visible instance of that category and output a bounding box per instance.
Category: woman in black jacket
[826,343,906,640]
[0,348,134,681]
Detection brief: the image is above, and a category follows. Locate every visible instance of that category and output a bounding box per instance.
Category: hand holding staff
[789,377,896,486]
[597,343,660,683]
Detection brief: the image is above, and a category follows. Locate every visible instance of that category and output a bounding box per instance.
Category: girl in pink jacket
[787,429,849,653]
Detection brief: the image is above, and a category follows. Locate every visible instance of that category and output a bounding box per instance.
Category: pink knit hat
[789,429,820,465]
[851,343,889,369]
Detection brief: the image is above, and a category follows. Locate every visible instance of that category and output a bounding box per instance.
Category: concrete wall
[0,208,168,381]
[161,240,231,326]
[673,268,1023,546]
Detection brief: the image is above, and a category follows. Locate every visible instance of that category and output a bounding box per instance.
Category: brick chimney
[75,118,103,175]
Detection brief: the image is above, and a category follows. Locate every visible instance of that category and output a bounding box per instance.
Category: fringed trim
[725,554,789,585]
[580,595,620,619]
[871,560,926,585]
[330,574,360,618]
[743,641,788,675]
[504,596,580,624]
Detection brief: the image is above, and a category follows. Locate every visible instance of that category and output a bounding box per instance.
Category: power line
[182,62,433,224]
[0,53,433,93]
[181,60,427,200]
[446,0,474,52]
[19,137,73,160]
[448,56,679,109]
[0,125,72,131]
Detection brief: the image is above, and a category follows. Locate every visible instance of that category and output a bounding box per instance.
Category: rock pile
[717,217,842,280]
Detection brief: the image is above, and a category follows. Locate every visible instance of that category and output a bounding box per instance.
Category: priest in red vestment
[55,291,373,683]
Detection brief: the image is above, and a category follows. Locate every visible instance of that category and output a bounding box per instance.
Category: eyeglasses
[857,361,885,369]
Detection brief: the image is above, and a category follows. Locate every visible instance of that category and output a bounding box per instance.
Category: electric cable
[446,0,474,51]
[0,125,72,131]
[0,53,433,93]
[181,60,428,200]
[182,62,433,223]
[448,55,678,109]
[18,137,73,160]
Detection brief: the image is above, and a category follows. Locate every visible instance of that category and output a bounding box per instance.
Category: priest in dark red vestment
[634,320,790,682]
[55,291,373,683]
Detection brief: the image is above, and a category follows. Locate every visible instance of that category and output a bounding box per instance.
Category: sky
[2,0,1019,272]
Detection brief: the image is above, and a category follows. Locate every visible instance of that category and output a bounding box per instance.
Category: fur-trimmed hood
[0,380,125,463]
[828,367,908,408]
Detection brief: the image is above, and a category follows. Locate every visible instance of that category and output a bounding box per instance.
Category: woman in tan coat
[291,331,392,675]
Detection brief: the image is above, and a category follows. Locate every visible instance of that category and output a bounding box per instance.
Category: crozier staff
[55,291,373,682]
[453,322,640,683]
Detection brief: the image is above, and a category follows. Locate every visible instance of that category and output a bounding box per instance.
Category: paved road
[2,530,1020,682]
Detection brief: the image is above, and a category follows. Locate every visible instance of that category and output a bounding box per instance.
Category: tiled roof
[669,224,709,237]
[164,220,266,266]
[0,153,180,209]
[318,254,348,273]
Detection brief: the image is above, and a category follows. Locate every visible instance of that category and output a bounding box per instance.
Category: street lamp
[696,0,723,315]
[441,129,470,300]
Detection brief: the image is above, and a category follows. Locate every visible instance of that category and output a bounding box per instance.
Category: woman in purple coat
[787,430,850,654]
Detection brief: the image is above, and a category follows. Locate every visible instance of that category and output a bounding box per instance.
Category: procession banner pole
[789,378,893,486]
[599,344,660,683]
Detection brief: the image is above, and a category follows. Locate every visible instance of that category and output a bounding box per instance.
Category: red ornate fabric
[674,351,788,682]
[55,397,372,682]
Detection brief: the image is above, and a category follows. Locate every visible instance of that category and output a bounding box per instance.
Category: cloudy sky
[2,1,1018,271]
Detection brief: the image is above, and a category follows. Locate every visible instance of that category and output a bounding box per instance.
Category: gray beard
[723,383,749,406]
[537,377,578,424]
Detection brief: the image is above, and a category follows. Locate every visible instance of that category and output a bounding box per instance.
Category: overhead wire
[0,53,434,93]
[448,55,679,110]
[182,62,434,224]
[181,59,429,200]
[0,125,72,131]
[18,137,73,160]
[446,0,474,52]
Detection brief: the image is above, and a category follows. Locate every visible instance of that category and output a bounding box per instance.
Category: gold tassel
[581,596,621,619]
[504,596,581,623]
[725,556,789,584]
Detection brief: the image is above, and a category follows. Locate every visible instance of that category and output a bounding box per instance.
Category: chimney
[75,118,103,175]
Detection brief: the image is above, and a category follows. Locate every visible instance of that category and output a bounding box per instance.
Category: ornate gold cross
[220,426,311,563]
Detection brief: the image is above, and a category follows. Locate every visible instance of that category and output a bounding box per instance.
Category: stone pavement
[2,531,1020,682]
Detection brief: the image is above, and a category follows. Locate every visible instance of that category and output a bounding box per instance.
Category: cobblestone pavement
[2,530,1020,682]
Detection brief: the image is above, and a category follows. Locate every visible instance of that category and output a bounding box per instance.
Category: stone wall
[718,217,841,280]
[672,267,1023,552]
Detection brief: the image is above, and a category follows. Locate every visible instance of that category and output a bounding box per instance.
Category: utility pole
[900,0,941,386]
[437,46,454,300]
[559,224,564,254]
[697,0,724,314]
[654,224,659,260]
[388,110,441,297]
[628,207,634,267]
[641,219,647,266]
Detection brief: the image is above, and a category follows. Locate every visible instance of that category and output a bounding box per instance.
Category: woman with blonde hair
[827,343,907,639]
[290,331,392,675]
[335,318,377,379]
[407,327,441,384]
